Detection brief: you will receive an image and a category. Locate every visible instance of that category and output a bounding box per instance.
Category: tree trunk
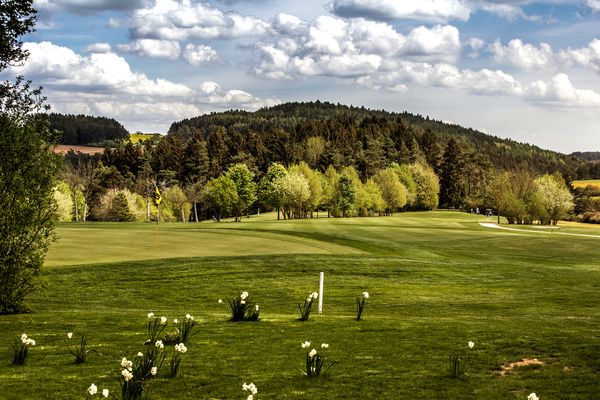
[83,203,87,222]
[194,201,198,222]
[181,206,185,223]
[146,196,151,223]
[277,207,280,220]
[156,204,160,224]
[73,193,79,222]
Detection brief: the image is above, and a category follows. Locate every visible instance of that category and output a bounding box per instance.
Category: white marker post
[318,271,324,315]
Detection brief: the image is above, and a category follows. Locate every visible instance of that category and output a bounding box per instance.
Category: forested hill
[49,113,129,146]
[572,151,600,163]
[168,101,597,180]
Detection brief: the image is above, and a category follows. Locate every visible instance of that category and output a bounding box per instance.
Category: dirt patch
[499,358,544,375]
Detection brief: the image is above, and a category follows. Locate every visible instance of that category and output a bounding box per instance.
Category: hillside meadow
[1,212,600,399]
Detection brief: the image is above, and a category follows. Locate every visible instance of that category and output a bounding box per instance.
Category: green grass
[1,212,600,399]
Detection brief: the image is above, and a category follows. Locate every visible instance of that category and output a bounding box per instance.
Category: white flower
[362,291,369,299]
[255,304,259,311]
[67,332,73,339]
[240,291,249,300]
[240,300,246,305]
[175,343,188,353]
[21,333,28,341]
[87,383,97,395]
[308,349,317,358]
[527,393,539,400]
[150,366,158,376]
[242,382,257,395]
[147,312,154,319]
[160,316,167,325]
[321,343,329,349]
[218,299,223,304]
[102,388,109,398]
[247,395,253,400]
[468,341,475,349]
[137,352,144,357]
[121,357,130,367]
[185,313,194,321]
[26,339,36,346]
[306,297,313,303]
[155,340,164,350]
[173,319,179,324]
[122,369,134,381]
[301,341,310,349]
[311,292,318,299]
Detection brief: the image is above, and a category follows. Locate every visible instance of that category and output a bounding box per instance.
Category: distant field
[53,144,104,155]
[2,212,600,399]
[571,179,600,189]
[129,133,162,144]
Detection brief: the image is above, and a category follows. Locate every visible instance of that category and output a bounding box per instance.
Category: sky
[3,0,600,153]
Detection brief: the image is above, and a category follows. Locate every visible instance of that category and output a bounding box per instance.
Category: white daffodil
[137,352,144,357]
[122,369,133,381]
[301,341,310,349]
[155,340,164,350]
[240,291,249,300]
[147,312,154,319]
[311,292,318,299]
[173,318,179,324]
[185,314,194,321]
[308,349,317,358]
[87,383,97,395]
[362,291,369,299]
[240,300,246,305]
[527,393,539,400]
[21,333,28,341]
[102,388,109,398]
[151,366,158,376]
[468,341,475,349]
[160,316,167,325]
[175,343,188,353]
[321,343,329,349]
[67,332,73,339]
[26,339,36,346]
[255,304,260,311]
[218,299,223,304]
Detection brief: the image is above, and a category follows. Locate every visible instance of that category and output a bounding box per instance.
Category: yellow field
[129,133,162,144]
[571,179,600,189]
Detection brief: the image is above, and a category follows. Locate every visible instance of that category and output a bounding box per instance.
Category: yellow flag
[154,186,162,205]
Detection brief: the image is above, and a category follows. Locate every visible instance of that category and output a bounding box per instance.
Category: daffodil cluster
[12,333,36,365]
[298,291,318,321]
[301,340,335,378]
[228,291,260,322]
[242,382,258,400]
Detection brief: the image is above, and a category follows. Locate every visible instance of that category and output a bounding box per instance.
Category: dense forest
[49,113,128,145]
[52,101,600,224]
[572,151,600,163]
[168,101,600,181]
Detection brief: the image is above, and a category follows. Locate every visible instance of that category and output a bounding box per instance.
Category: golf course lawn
[1,211,599,399]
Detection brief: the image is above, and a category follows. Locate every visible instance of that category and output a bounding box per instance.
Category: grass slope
[1,212,599,399]
[571,179,600,189]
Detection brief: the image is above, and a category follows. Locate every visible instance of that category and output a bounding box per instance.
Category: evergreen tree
[439,138,465,208]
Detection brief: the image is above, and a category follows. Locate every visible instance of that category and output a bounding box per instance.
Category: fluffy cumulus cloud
[328,0,472,22]
[587,0,600,11]
[254,15,461,79]
[490,39,556,71]
[118,39,182,60]
[487,38,600,74]
[183,44,219,66]
[3,41,277,131]
[129,0,269,41]
[198,81,280,109]
[328,0,545,22]
[34,0,144,13]
[85,42,112,53]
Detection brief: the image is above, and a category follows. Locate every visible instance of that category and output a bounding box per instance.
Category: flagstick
[318,271,324,315]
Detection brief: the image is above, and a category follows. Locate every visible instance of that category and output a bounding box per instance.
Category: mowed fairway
[1,212,600,399]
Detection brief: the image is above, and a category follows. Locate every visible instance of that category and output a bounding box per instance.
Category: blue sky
[4,0,600,153]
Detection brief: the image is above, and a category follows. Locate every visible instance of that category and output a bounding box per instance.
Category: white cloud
[328,0,472,22]
[490,39,557,71]
[465,37,485,58]
[183,44,218,66]
[254,16,461,79]
[118,39,182,60]
[587,0,600,11]
[197,81,280,109]
[34,0,143,13]
[526,73,600,106]
[129,0,269,41]
[328,0,543,22]
[85,42,112,53]
[107,17,121,28]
